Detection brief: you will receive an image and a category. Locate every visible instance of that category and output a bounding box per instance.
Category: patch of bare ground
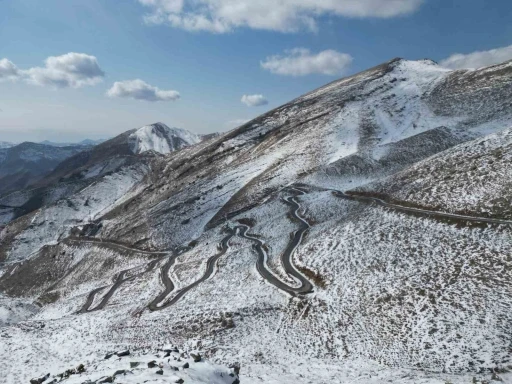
[297,265,327,289]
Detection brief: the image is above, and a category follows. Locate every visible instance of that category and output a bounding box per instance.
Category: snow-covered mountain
[0,142,91,196]
[39,139,106,147]
[1,58,512,384]
[0,122,201,226]
[128,122,201,154]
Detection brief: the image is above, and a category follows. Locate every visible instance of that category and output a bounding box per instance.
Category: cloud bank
[107,79,181,102]
[0,59,20,81]
[261,48,353,76]
[0,53,104,88]
[241,94,268,107]
[138,0,423,33]
[440,45,512,69]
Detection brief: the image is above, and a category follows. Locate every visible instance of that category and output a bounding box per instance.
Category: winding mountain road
[76,183,510,314]
[280,188,315,292]
[237,224,313,296]
[148,188,314,310]
[79,258,162,313]
[78,188,316,313]
[148,228,236,311]
[331,190,512,226]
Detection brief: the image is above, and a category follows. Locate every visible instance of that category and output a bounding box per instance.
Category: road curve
[281,188,315,292]
[148,228,236,311]
[331,190,512,226]
[146,255,179,311]
[79,258,163,313]
[237,224,313,295]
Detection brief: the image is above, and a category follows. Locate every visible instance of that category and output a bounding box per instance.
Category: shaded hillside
[0,142,89,195]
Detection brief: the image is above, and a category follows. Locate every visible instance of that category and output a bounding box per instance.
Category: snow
[0,293,38,327]
[29,349,238,384]
[129,122,201,154]
[4,164,148,262]
[363,127,512,219]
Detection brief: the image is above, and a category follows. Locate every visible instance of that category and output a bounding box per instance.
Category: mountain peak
[128,122,201,154]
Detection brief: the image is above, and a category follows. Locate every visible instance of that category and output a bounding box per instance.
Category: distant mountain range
[0,138,107,149]
[0,141,14,149]
[0,142,91,196]
[39,139,107,147]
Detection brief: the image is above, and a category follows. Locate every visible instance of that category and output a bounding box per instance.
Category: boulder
[156,369,164,375]
[29,373,50,384]
[129,362,140,368]
[190,352,201,362]
[182,362,189,369]
[97,377,114,383]
[229,362,241,375]
[116,350,130,357]
[147,360,157,368]
[113,369,126,377]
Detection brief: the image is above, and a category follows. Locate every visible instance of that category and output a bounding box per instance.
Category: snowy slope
[0,293,39,327]
[128,122,201,154]
[358,126,512,219]
[1,163,149,262]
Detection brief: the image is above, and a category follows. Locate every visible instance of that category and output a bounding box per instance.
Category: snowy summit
[128,122,201,155]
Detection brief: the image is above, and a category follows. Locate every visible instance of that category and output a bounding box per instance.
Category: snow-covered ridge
[128,122,201,155]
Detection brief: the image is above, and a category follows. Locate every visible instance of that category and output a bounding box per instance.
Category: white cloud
[0,53,104,88]
[241,94,268,107]
[0,59,20,81]
[138,0,423,33]
[107,79,180,102]
[440,45,512,69]
[261,48,353,76]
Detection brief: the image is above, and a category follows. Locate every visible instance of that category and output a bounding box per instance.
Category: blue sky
[1,0,511,142]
